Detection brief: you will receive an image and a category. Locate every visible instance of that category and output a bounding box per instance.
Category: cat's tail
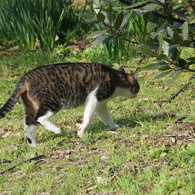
[0,79,26,119]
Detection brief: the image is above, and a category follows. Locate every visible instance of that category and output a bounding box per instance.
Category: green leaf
[182,40,191,46]
[96,12,105,22]
[125,1,150,9]
[173,32,182,42]
[182,22,188,40]
[92,34,113,46]
[153,70,172,80]
[167,26,174,38]
[142,3,162,12]
[87,30,107,39]
[139,46,157,57]
[156,54,167,60]
[142,61,168,70]
[166,70,182,86]
[178,58,187,68]
[114,12,124,30]
[146,21,157,33]
[79,13,97,23]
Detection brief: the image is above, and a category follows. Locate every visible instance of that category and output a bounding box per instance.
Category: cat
[0,63,140,147]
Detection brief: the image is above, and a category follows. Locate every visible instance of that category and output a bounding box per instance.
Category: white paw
[109,124,120,131]
[77,129,84,138]
[53,128,62,134]
[28,141,37,147]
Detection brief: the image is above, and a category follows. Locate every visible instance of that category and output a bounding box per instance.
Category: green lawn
[0,51,195,194]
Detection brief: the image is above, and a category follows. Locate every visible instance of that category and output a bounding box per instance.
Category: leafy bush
[82,1,149,61]
[82,0,195,84]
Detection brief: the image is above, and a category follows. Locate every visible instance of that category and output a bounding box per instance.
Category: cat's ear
[118,66,125,73]
[133,68,140,78]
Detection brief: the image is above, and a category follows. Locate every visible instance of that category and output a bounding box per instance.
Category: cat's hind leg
[21,92,38,147]
[77,89,98,137]
[96,102,119,130]
[24,123,38,147]
[36,106,62,134]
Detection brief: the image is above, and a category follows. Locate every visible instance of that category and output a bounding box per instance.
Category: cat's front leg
[96,103,120,131]
[77,89,98,137]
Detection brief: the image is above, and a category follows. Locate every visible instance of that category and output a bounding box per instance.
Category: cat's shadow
[38,112,174,144]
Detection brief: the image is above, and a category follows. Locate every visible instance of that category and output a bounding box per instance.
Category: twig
[119,0,195,26]
[153,82,191,103]
[153,0,189,22]
[99,21,138,45]
[0,154,45,175]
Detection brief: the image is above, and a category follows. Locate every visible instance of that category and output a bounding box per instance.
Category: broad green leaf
[139,46,157,57]
[166,70,182,86]
[156,54,167,60]
[119,13,128,30]
[114,12,124,30]
[92,34,113,46]
[87,30,107,39]
[97,12,105,22]
[182,40,191,46]
[142,3,162,12]
[162,41,170,57]
[182,22,188,40]
[142,61,168,70]
[167,26,174,38]
[178,58,187,68]
[93,0,102,14]
[153,70,172,80]
[170,47,179,61]
[125,0,150,9]
[79,13,97,23]
[146,21,157,33]
[173,32,182,42]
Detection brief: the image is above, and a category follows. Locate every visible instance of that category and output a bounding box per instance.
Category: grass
[0,51,195,194]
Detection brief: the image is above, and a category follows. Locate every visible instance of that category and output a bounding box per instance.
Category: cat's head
[117,66,140,99]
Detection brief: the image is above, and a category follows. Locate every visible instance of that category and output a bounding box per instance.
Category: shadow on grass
[36,111,178,145]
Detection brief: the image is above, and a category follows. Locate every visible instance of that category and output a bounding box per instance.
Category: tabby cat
[0,63,140,147]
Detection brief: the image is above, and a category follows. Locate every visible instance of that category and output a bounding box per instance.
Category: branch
[183,68,195,72]
[153,0,190,22]
[153,82,191,103]
[119,0,195,26]
[149,11,186,24]
[118,0,132,6]
[99,21,138,45]
[0,154,45,175]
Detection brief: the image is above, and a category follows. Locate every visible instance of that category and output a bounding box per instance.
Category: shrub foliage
[82,0,195,84]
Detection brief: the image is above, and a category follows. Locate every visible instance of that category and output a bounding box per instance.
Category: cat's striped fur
[0,63,140,146]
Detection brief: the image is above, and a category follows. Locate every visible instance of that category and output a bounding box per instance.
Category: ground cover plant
[0,50,194,194]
